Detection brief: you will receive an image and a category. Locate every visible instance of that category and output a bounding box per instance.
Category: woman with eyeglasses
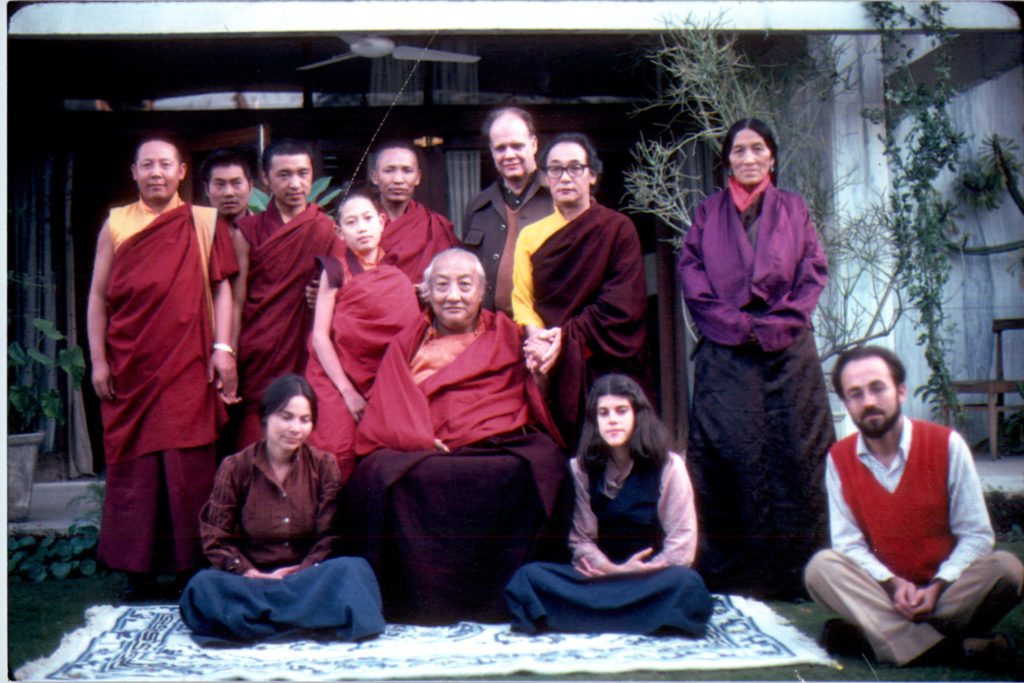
[678,118,834,600]
[511,133,649,449]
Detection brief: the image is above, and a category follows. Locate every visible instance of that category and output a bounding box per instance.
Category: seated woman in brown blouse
[179,374,385,642]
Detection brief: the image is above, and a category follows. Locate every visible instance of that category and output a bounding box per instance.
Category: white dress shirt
[826,417,994,584]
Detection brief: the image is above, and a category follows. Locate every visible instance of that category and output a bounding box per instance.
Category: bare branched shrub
[624,16,901,363]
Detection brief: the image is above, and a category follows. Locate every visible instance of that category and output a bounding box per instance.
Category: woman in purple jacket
[678,118,835,599]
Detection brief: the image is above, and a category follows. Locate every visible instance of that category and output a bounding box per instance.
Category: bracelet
[212,343,235,356]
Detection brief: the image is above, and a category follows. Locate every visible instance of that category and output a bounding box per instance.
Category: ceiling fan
[297,35,480,71]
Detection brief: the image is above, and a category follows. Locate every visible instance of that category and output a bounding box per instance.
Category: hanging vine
[862,1,965,413]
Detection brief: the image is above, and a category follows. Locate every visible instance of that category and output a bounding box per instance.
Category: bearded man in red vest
[805,346,1022,673]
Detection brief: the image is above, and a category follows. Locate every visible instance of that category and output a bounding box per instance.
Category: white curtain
[369,58,422,106]
[445,151,481,238]
[433,38,480,105]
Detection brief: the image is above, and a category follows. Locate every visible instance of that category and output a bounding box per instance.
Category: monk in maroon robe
[232,139,345,448]
[305,190,421,482]
[88,138,239,598]
[513,134,648,448]
[343,249,570,624]
[370,142,459,283]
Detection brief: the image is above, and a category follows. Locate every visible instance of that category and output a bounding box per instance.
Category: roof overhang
[9,1,1020,38]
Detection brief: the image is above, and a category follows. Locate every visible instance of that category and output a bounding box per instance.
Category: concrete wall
[825,36,1024,443]
[935,64,1024,443]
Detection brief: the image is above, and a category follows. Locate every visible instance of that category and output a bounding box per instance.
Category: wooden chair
[945,318,1024,460]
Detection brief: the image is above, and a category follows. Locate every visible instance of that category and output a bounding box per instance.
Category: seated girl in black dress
[505,374,713,635]
[179,374,385,642]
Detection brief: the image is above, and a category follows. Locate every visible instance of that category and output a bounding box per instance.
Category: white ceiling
[9,1,1020,37]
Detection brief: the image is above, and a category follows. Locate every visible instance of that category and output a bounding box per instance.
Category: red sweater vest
[831,419,955,584]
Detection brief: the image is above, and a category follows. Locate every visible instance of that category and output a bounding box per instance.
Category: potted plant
[7,318,86,521]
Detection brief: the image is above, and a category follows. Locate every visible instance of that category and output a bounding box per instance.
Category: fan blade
[339,34,362,48]
[392,45,480,63]
[296,52,358,71]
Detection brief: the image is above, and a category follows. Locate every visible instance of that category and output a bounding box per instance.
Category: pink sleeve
[652,452,699,567]
[567,458,613,569]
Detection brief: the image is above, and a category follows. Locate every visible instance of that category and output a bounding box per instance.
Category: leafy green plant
[67,481,105,527]
[958,135,1024,215]
[862,1,965,414]
[985,490,1024,542]
[8,524,101,582]
[247,176,342,213]
[992,383,1024,456]
[7,318,87,434]
[955,135,1024,280]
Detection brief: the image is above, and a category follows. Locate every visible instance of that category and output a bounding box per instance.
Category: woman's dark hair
[338,182,384,218]
[259,373,318,427]
[578,374,668,476]
[830,345,906,397]
[721,118,778,183]
[541,132,603,180]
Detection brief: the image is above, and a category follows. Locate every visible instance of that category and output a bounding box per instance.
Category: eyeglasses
[544,164,589,179]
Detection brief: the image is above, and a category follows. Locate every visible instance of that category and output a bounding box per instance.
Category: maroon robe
[236,202,344,446]
[343,309,571,623]
[101,203,236,462]
[98,203,237,573]
[528,202,649,445]
[355,309,561,456]
[378,200,460,284]
[304,253,420,481]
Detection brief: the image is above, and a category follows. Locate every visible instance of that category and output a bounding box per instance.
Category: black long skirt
[688,329,835,599]
[505,562,713,635]
[178,557,385,642]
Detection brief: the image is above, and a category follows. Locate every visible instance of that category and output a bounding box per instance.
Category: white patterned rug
[17,595,835,680]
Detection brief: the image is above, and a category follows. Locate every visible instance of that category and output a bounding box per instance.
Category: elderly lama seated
[341,248,571,624]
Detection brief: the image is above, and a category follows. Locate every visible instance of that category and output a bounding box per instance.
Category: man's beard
[854,405,901,439]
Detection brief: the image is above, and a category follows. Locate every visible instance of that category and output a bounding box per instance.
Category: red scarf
[728,175,772,213]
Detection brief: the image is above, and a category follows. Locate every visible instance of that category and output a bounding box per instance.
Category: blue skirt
[505,561,713,635]
[179,557,385,642]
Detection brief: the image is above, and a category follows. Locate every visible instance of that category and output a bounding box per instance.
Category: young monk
[232,138,344,450]
[505,374,713,635]
[305,189,421,482]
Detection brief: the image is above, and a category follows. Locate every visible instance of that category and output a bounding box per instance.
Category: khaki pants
[804,549,1023,665]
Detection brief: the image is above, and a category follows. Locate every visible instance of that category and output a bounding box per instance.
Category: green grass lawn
[8,542,1024,680]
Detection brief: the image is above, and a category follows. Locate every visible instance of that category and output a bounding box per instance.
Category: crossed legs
[804,549,1023,665]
